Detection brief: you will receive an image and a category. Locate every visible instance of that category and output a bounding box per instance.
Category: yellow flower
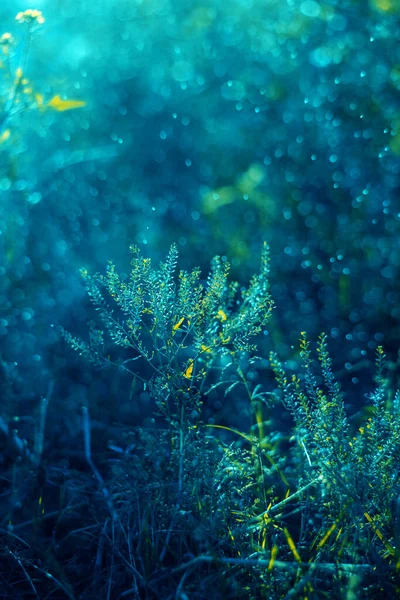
[0,33,14,45]
[0,33,14,55]
[35,93,44,106]
[183,359,194,379]
[200,344,211,353]
[16,9,45,26]
[216,309,227,321]
[15,67,23,84]
[172,317,185,332]
[0,129,11,143]
[47,95,86,112]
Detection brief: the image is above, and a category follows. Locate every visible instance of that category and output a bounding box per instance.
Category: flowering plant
[0,8,85,144]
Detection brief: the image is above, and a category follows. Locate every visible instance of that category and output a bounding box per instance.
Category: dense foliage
[2,245,400,598]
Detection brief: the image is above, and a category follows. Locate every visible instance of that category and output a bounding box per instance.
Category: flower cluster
[0,8,85,146]
[15,9,45,26]
[0,32,14,46]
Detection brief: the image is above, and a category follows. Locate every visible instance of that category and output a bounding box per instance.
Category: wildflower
[35,93,44,107]
[47,95,86,112]
[0,32,15,45]
[183,359,194,379]
[0,129,11,143]
[15,9,45,26]
[15,67,23,84]
[0,33,14,56]
[172,317,185,332]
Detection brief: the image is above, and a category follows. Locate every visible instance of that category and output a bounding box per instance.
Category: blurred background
[1,0,400,433]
